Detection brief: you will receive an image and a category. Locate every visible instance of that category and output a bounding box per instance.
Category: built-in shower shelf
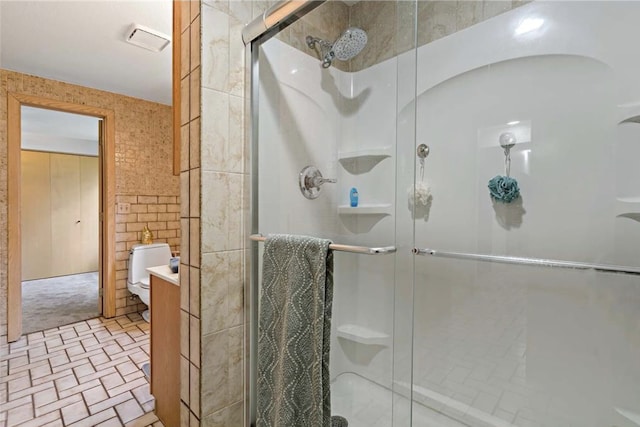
[338,147,392,162]
[337,204,392,215]
[616,197,640,216]
[337,324,389,345]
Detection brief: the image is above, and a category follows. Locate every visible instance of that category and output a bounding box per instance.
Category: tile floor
[0,314,164,427]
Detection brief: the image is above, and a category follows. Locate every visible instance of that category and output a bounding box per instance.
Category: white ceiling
[0,0,173,105]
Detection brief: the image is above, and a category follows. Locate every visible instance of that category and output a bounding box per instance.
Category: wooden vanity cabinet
[150,274,180,427]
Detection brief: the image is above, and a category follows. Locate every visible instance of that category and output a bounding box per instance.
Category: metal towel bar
[250,234,396,255]
[413,247,640,276]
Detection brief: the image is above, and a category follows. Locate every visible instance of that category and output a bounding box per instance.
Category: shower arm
[306,35,332,51]
[306,35,335,67]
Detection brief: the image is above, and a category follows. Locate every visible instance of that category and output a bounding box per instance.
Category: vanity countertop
[147,265,179,286]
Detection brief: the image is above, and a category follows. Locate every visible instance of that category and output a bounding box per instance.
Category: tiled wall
[178,0,203,425]
[276,0,349,71]
[115,195,181,317]
[269,1,530,73]
[0,69,178,343]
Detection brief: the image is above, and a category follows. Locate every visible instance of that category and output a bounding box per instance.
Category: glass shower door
[411,2,640,426]
[250,1,417,426]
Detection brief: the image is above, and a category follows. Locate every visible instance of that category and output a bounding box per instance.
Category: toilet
[127,243,171,322]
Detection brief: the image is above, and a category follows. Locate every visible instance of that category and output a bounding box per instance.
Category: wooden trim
[103,111,117,319]
[7,94,22,342]
[7,93,117,341]
[172,0,182,176]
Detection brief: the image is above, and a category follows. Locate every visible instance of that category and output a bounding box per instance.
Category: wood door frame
[7,92,116,342]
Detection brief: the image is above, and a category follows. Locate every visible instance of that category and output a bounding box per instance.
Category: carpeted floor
[22,271,100,334]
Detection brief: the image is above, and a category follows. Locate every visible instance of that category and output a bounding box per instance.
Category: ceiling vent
[125,24,171,52]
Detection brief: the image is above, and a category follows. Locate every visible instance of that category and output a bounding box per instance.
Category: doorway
[7,92,116,342]
[20,107,101,333]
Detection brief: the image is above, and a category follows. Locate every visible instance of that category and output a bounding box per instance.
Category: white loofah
[408,181,432,208]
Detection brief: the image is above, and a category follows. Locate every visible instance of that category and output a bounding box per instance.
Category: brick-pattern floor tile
[67,408,117,427]
[61,400,89,425]
[1,314,154,426]
[115,398,144,424]
[7,401,34,425]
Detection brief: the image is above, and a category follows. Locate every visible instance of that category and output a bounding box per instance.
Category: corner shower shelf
[336,324,389,346]
[338,147,392,162]
[337,204,392,215]
[615,197,640,216]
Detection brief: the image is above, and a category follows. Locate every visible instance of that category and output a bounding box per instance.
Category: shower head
[306,27,368,68]
[332,27,368,61]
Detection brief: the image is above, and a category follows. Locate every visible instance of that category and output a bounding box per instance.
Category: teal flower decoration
[488,175,520,203]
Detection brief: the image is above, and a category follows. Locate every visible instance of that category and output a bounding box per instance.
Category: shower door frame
[244,2,421,425]
[244,4,327,425]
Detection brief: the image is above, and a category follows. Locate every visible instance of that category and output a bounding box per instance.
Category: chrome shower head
[331,27,368,61]
[306,27,368,68]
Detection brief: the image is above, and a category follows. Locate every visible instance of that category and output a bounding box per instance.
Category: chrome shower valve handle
[299,165,336,199]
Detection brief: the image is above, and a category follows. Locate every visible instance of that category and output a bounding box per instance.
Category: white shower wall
[408,2,640,426]
[258,38,399,390]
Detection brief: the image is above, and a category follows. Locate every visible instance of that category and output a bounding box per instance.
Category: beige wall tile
[181,124,190,172]
[202,5,230,92]
[190,267,201,318]
[181,218,190,266]
[181,76,190,126]
[228,95,244,174]
[227,325,243,404]
[201,88,230,172]
[227,251,243,328]
[228,2,251,97]
[457,1,484,31]
[190,118,201,170]
[180,356,190,405]
[200,330,228,416]
[190,315,201,368]
[191,0,201,23]
[190,411,200,427]
[180,264,191,312]
[180,171,190,218]
[190,168,201,217]
[201,401,243,427]
[350,1,397,72]
[181,402,191,427]
[180,309,190,359]
[190,218,201,268]
[483,0,512,20]
[191,15,202,72]
[190,67,201,121]
[181,1,191,33]
[200,252,229,335]
[201,172,242,253]
[189,363,201,418]
[181,28,191,79]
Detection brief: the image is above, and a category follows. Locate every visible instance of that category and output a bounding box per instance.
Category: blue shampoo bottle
[350,188,359,207]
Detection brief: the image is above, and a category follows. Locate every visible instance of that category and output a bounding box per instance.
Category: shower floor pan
[331,373,486,427]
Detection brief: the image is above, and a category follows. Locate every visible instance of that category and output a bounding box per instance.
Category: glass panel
[251,1,417,426]
[413,1,640,426]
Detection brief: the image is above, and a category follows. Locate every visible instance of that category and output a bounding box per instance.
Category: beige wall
[270,1,530,72]
[0,69,179,341]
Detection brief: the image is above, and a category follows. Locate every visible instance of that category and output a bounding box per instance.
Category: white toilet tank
[128,243,172,285]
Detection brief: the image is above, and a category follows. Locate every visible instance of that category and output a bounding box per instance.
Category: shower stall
[244,1,640,426]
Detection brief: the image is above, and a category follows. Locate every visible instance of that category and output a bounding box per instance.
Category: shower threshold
[331,373,479,427]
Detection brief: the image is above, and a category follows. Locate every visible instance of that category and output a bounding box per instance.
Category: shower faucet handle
[313,176,337,186]
[299,165,336,200]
